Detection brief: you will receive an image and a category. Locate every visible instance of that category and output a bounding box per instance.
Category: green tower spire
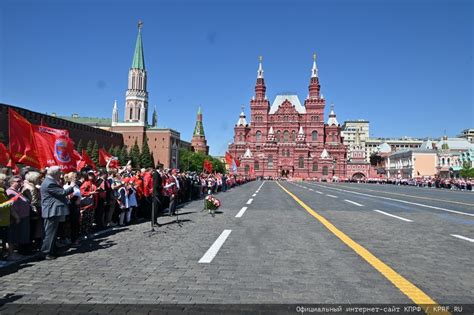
[131,20,145,70]
[193,106,205,136]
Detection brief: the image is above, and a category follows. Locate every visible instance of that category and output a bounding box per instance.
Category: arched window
[312,130,318,141]
[284,116,289,121]
[312,162,318,171]
[291,130,296,141]
[316,115,320,121]
[256,130,262,142]
[276,130,281,142]
[447,158,450,165]
[283,130,289,143]
[442,158,445,165]
[331,133,336,142]
[239,133,243,141]
[268,155,273,168]
[254,160,259,170]
[322,166,329,175]
[244,165,250,174]
[298,156,304,168]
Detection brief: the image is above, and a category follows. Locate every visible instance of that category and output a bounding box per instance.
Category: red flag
[33,125,77,172]
[99,148,119,168]
[8,108,41,169]
[81,149,97,170]
[225,152,233,165]
[235,158,241,167]
[203,159,213,173]
[0,142,10,166]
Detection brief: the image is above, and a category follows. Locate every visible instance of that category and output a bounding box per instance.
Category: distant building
[386,149,438,178]
[108,21,189,169]
[365,137,423,161]
[191,107,209,154]
[458,128,474,143]
[341,120,369,148]
[227,55,347,179]
[346,129,377,180]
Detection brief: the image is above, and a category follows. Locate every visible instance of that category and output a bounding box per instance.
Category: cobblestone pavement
[0,180,472,308]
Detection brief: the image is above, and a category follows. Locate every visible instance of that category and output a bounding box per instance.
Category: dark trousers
[41,216,61,256]
[69,205,80,242]
[169,195,177,215]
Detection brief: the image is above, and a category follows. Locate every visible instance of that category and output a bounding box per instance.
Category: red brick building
[191,106,209,154]
[228,55,348,179]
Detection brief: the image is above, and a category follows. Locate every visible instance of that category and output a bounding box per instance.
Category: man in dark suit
[40,166,74,260]
[152,168,163,226]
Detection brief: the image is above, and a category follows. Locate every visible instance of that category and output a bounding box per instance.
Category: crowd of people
[0,162,252,262]
[326,177,473,191]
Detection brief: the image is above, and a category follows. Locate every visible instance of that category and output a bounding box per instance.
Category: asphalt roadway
[0,180,472,313]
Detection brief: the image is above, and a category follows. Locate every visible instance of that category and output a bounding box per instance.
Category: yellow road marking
[276,181,449,315]
[317,183,473,207]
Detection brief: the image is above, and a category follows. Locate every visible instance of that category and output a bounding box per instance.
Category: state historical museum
[228,55,348,179]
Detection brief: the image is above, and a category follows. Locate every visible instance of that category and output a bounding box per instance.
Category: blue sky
[0,0,472,155]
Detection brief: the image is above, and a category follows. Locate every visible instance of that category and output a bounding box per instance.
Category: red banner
[81,149,97,170]
[203,159,213,173]
[8,108,41,169]
[0,142,9,166]
[225,152,233,165]
[99,148,119,168]
[33,125,77,172]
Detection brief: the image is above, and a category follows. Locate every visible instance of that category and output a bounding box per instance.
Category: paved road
[0,180,472,308]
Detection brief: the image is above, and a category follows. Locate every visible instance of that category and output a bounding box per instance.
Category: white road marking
[252,194,256,197]
[450,234,474,243]
[199,230,232,263]
[374,210,413,222]
[247,198,253,205]
[345,199,364,207]
[308,188,314,191]
[235,207,248,218]
[326,194,338,198]
[310,183,474,218]
[316,191,323,194]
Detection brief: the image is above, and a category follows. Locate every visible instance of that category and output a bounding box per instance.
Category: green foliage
[150,152,155,168]
[178,149,226,173]
[118,146,129,165]
[108,144,115,155]
[91,141,99,165]
[85,140,93,157]
[460,162,474,179]
[111,145,120,158]
[76,139,84,153]
[140,138,153,169]
[129,139,141,168]
[369,153,382,166]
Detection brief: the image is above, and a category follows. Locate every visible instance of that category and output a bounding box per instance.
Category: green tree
[85,140,93,157]
[108,144,115,155]
[211,157,226,174]
[130,139,141,168]
[140,138,153,168]
[111,145,120,158]
[150,152,155,168]
[76,139,84,153]
[460,162,474,179]
[178,149,226,173]
[91,140,99,165]
[118,145,129,165]
[369,153,382,166]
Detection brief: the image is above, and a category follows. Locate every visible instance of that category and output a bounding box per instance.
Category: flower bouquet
[204,195,221,216]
